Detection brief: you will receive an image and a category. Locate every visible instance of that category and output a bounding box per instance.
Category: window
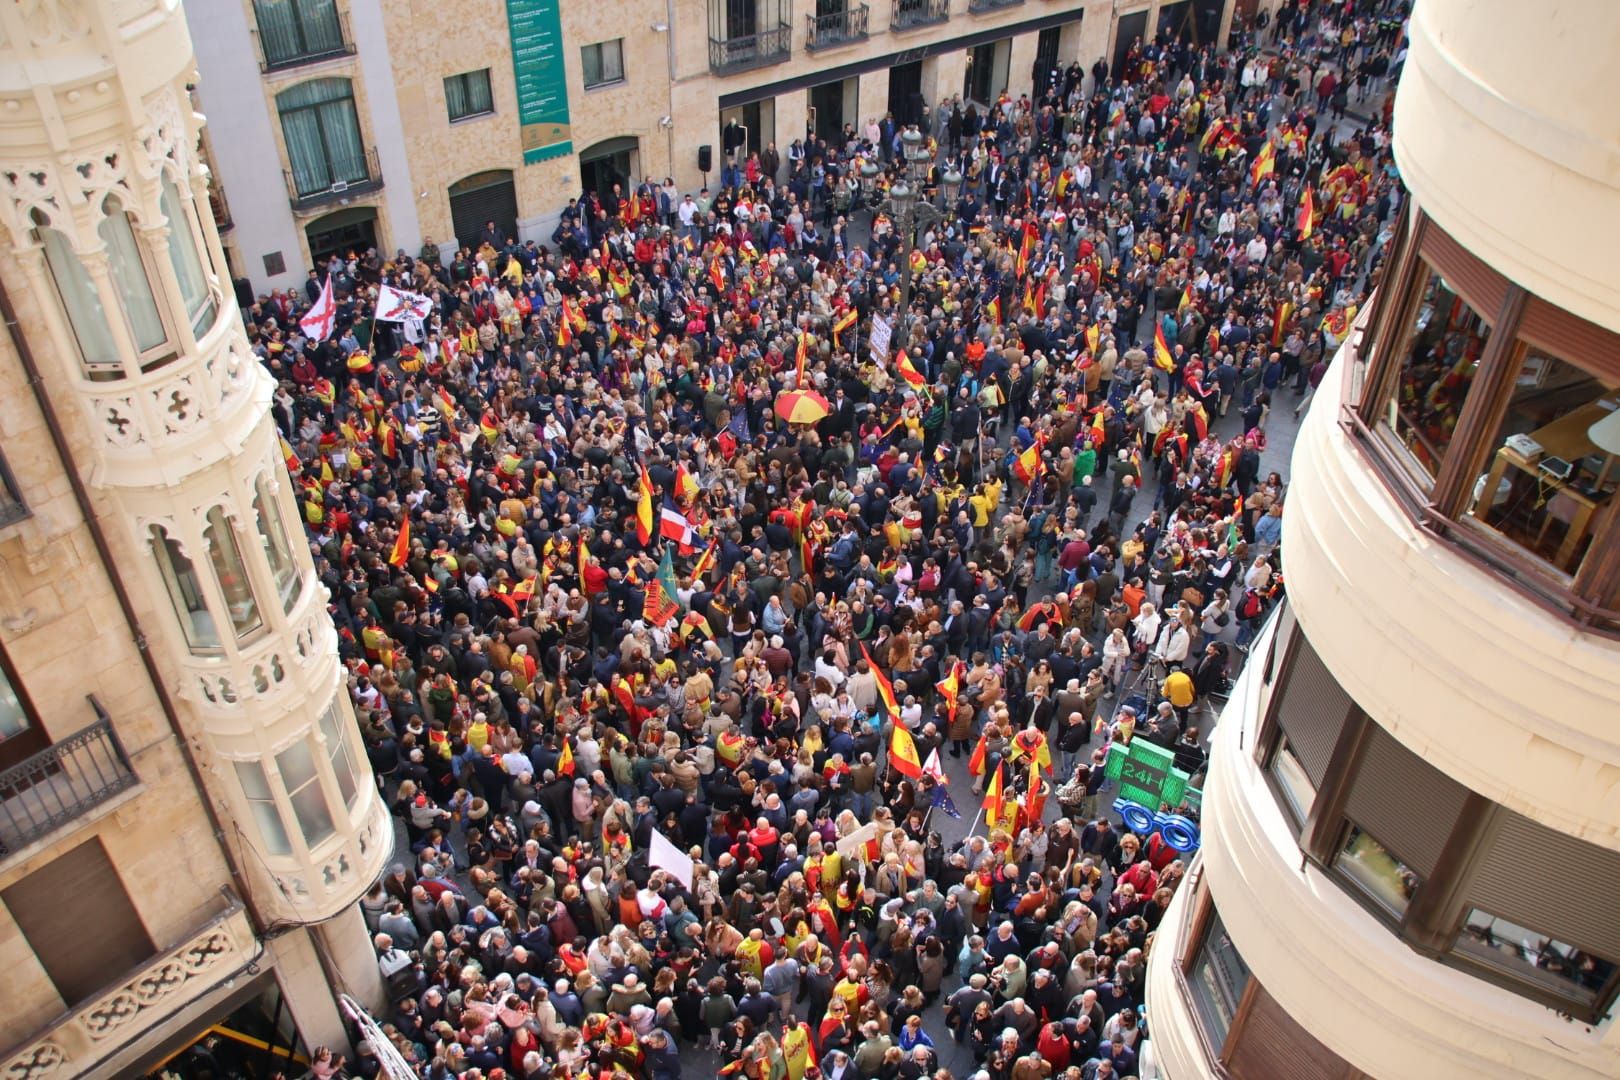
[150,524,221,651]
[1336,825,1419,918]
[444,69,494,121]
[235,759,293,856]
[97,199,168,359]
[1379,262,1492,483]
[277,78,368,197]
[0,653,30,743]
[319,704,358,807]
[160,178,218,338]
[36,217,121,378]
[581,40,625,89]
[2,839,156,1006]
[1462,347,1619,578]
[1455,910,1617,1014]
[277,738,335,845]
[1268,734,1315,824]
[253,0,346,68]
[254,478,302,613]
[1187,908,1250,1052]
[204,507,263,640]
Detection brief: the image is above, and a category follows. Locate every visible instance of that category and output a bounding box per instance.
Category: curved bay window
[34,213,122,380]
[160,177,218,338]
[97,197,169,361]
[253,476,302,613]
[1351,210,1620,630]
[1255,603,1620,1021]
[150,524,221,651]
[203,507,263,641]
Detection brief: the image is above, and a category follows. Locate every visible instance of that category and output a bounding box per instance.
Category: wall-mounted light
[651,23,668,31]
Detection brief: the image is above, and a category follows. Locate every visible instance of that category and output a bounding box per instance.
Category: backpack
[1240,589,1264,620]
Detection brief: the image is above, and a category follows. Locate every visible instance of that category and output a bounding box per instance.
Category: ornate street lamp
[900,125,931,183]
[877,177,943,337]
[940,167,963,206]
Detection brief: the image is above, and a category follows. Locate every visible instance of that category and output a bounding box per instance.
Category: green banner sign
[1104,739,1199,812]
[506,0,572,165]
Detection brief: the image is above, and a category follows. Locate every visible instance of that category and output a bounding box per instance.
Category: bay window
[150,524,221,651]
[203,507,262,640]
[160,178,218,337]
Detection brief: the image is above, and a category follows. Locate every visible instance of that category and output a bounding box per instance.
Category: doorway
[1112,10,1149,79]
[1157,0,1193,41]
[1032,26,1063,99]
[964,40,1006,106]
[448,170,518,252]
[579,137,640,203]
[305,206,378,269]
[888,60,924,127]
[719,98,775,160]
[810,79,853,144]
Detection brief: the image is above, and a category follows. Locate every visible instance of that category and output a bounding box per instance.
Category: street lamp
[900,125,930,183]
[877,177,943,340]
[940,167,963,206]
[859,160,881,209]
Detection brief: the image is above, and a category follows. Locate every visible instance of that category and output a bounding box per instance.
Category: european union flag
[931,784,962,819]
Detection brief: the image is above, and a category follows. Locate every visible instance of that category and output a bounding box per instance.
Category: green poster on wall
[506,0,572,165]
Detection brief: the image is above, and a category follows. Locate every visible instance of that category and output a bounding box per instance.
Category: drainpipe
[0,275,265,938]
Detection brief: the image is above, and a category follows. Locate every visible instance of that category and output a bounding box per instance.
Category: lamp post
[900,125,931,184]
[878,178,943,340]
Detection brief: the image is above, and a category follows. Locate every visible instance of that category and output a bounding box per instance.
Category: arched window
[160,177,217,337]
[150,524,220,651]
[253,476,301,612]
[34,212,121,379]
[203,506,262,640]
[96,196,168,360]
[276,78,366,197]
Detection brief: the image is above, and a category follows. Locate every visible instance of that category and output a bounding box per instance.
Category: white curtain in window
[38,225,120,373]
[161,179,217,336]
[96,206,166,353]
[445,71,493,118]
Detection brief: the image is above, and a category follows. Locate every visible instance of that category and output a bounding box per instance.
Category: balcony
[967,0,1023,11]
[807,4,870,50]
[283,145,384,214]
[709,25,793,75]
[0,708,137,858]
[0,890,258,1080]
[891,0,950,30]
[251,8,356,75]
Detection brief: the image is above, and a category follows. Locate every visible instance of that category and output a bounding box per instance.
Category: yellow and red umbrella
[774,389,830,425]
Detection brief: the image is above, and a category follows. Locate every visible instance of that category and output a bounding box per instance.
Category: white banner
[869,315,892,359]
[648,829,693,890]
[376,284,432,323]
[299,275,335,341]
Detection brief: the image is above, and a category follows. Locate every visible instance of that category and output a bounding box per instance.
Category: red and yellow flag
[968,732,989,776]
[888,722,922,779]
[1296,185,1317,239]
[557,740,575,777]
[635,465,655,546]
[1013,435,1044,485]
[689,536,718,584]
[985,296,1001,325]
[1016,220,1039,278]
[1154,324,1176,373]
[858,640,901,720]
[895,347,926,389]
[936,660,965,722]
[982,761,1007,828]
[1249,138,1276,188]
[388,516,410,567]
[795,331,810,388]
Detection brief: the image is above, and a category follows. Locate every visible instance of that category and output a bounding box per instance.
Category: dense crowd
[245,2,1409,1077]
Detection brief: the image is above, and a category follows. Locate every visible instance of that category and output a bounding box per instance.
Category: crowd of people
[246,2,1410,1077]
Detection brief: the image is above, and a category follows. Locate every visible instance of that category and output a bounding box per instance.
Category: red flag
[388,516,410,568]
[967,732,989,776]
[895,348,926,389]
[299,274,336,341]
[858,640,901,719]
[1154,324,1176,373]
[888,723,923,779]
[558,740,575,776]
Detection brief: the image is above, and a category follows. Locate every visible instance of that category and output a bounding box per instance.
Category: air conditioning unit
[330,180,349,194]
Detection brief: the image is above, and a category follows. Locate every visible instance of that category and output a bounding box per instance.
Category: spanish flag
[888,722,923,779]
[832,307,858,341]
[985,296,1002,325]
[279,435,301,475]
[557,739,575,777]
[1016,220,1039,278]
[1178,282,1196,315]
[708,257,726,294]
[1085,322,1102,355]
[1012,435,1043,485]
[858,640,901,720]
[1021,758,1046,825]
[895,348,926,389]
[1272,299,1295,347]
[968,731,989,776]
[982,761,1007,828]
[378,421,397,459]
[674,462,700,504]
[689,536,718,584]
[388,516,410,567]
[480,411,500,442]
[1249,138,1276,188]
[556,314,573,348]
[1154,323,1176,373]
[795,331,810,387]
[635,465,655,546]
[1296,185,1316,239]
[435,386,456,420]
[1189,402,1210,442]
[936,659,964,720]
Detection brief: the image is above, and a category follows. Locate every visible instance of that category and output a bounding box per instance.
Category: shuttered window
[2,838,155,1006]
[1272,628,1351,786]
[1226,982,1357,1080]
[1342,724,1468,877]
[1465,810,1620,965]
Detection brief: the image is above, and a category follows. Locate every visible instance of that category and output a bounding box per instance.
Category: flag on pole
[644,545,682,627]
[889,722,923,778]
[985,296,1002,325]
[936,660,964,722]
[858,640,901,720]
[689,536,718,584]
[375,284,432,323]
[648,829,694,890]
[299,275,336,341]
[557,739,575,777]
[982,761,1007,829]
[1012,436,1044,485]
[968,732,989,776]
[1016,220,1039,278]
[636,465,656,546]
[1228,493,1245,548]
[922,747,946,784]
[931,783,963,819]
[795,332,810,387]
[1249,138,1276,188]
[1021,757,1046,825]
[895,347,927,389]
[659,504,697,553]
[674,462,701,504]
[832,307,858,342]
[1154,324,1176,373]
[1297,185,1317,239]
[388,516,410,567]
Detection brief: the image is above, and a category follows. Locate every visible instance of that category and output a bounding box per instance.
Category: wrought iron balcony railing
[283,145,384,212]
[0,706,137,857]
[892,0,950,30]
[709,24,793,75]
[252,8,356,74]
[967,0,1024,12]
[807,4,870,50]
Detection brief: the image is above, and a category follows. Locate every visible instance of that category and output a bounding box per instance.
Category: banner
[648,830,693,890]
[869,315,892,359]
[506,0,573,165]
[375,285,432,323]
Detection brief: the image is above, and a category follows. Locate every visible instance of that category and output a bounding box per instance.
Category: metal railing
[283,145,384,212]
[892,0,950,28]
[0,704,137,856]
[708,24,793,74]
[251,8,356,74]
[807,4,870,49]
[967,0,1023,11]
